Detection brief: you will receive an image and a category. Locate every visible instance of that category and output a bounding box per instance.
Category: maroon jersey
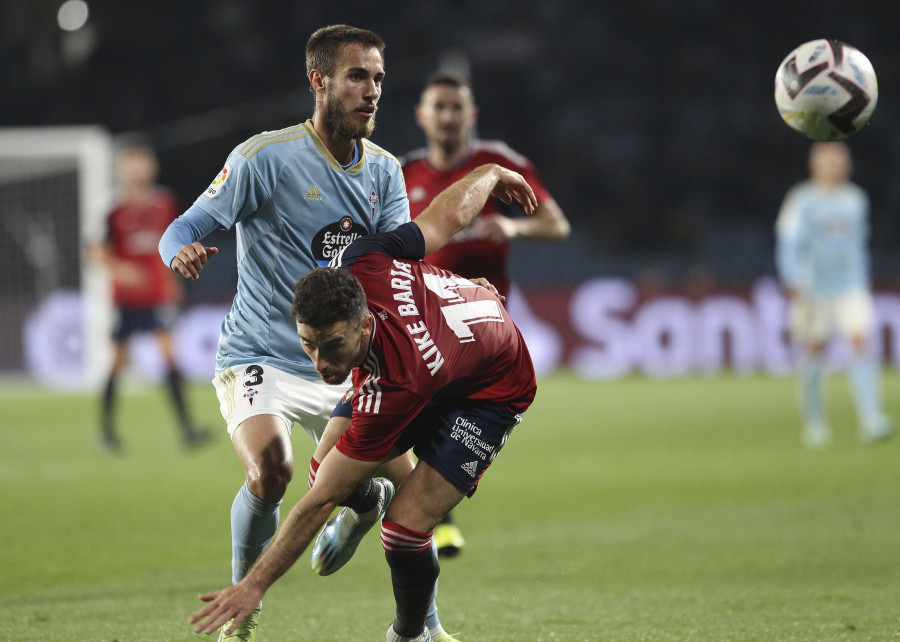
[331,223,536,462]
[106,188,180,309]
[402,140,553,296]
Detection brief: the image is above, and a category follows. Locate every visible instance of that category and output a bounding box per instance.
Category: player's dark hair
[292,268,368,329]
[306,24,386,78]
[423,71,471,92]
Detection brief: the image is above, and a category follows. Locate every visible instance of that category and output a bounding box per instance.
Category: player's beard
[325,87,376,140]
[432,127,466,159]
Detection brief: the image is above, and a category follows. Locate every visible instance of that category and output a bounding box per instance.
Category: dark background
[4,0,900,301]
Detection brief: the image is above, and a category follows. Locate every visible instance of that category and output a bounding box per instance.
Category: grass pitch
[1,370,899,641]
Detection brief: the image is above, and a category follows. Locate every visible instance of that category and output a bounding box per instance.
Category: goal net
[0,126,114,388]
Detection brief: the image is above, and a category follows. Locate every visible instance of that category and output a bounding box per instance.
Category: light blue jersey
[188,120,409,379]
[775,180,870,297]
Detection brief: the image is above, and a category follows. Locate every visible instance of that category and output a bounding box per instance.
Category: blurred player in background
[775,141,892,448]
[91,144,209,452]
[160,25,455,642]
[189,163,538,642]
[402,71,570,556]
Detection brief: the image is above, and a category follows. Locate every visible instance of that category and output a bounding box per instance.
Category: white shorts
[213,363,350,441]
[789,289,873,344]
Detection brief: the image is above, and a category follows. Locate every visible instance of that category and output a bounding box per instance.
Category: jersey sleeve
[335,383,425,461]
[330,222,425,269]
[774,187,805,288]
[158,206,221,267]
[376,160,411,233]
[191,150,270,230]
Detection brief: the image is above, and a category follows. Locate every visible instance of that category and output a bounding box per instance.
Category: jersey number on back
[422,273,504,343]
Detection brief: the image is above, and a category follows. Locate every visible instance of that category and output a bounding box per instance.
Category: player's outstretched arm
[189,450,380,635]
[413,163,537,255]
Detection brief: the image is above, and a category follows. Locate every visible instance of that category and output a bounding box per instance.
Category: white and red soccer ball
[774,39,878,141]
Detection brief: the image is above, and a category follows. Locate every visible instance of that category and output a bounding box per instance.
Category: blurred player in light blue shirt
[775,141,891,448]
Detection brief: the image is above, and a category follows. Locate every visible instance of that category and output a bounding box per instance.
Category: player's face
[416,84,477,154]
[810,142,852,186]
[296,315,371,385]
[323,44,384,140]
[117,148,158,186]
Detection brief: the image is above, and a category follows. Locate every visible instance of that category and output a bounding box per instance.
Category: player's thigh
[398,400,520,499]
[835,290,874,343]
[213,364,349,441]
[385,460,466,534]
[792,296,830,345]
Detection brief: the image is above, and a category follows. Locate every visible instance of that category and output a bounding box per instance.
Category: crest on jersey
[312,216,363,266]
[408,185,427,203]
[205,163,231,198]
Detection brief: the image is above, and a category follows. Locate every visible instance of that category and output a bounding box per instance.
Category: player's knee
[246,459,293,501]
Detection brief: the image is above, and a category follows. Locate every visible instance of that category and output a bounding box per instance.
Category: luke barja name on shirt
[390,260,444,376]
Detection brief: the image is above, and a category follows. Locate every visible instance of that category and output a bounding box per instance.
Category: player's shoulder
[362,138,402,171]
[784,180,816,201]
[399,147,429,168]
[845,181,868,199]
[233,122,316,163]
[470,139,532,170]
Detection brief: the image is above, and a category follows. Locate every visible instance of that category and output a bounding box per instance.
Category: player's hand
[489,166,538,215]
[171,242,218,280]
[189,582,264,635]
[470,276,505,302]
[474,213,518,243]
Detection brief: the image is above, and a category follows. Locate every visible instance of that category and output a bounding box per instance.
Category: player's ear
[309,69,327,96]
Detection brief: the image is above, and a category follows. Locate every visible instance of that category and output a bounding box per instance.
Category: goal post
[0,126,115,388]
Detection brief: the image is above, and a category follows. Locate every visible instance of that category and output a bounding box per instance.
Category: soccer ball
[774,39,878,141]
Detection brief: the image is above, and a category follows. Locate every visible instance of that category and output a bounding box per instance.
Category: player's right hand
[171,242,218,280]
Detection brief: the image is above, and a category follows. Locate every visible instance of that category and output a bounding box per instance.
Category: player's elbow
[552,216,571,240]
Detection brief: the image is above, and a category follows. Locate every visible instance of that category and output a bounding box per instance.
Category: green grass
[2,371,900,641]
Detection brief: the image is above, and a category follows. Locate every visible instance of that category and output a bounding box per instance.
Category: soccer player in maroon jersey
[189,163,538,642]
[402,71,570,298]
[90,144,209,451]
[402,71,570,555]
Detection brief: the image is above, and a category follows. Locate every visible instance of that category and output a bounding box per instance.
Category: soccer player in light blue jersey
[775,141,892,448]
[160,25,456,641]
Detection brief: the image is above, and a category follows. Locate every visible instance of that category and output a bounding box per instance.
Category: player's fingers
[174,255,200,280]
[171,256,198,280]
[205,246,219,258]
[511,181,538,214]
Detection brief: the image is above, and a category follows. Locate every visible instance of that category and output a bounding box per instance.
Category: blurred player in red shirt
[91,144,209,451]
[402,71,569,555]
[402,71,570,298]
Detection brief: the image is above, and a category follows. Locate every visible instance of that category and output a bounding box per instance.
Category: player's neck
[427,141,471,170]
[813,177,845,190]
[311,114,358,166]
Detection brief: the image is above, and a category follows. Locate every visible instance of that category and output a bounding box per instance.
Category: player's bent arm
[159,206,221,280]
[414,163,537,255]
[479,198,570,242]
[512,198,570,240]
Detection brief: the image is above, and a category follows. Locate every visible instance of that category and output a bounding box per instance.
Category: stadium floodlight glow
[57,0,89,32]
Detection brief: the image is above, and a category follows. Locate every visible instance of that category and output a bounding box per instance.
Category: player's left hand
[470,277,505,302]
[474,213,518,243]
[189,581,264,635]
